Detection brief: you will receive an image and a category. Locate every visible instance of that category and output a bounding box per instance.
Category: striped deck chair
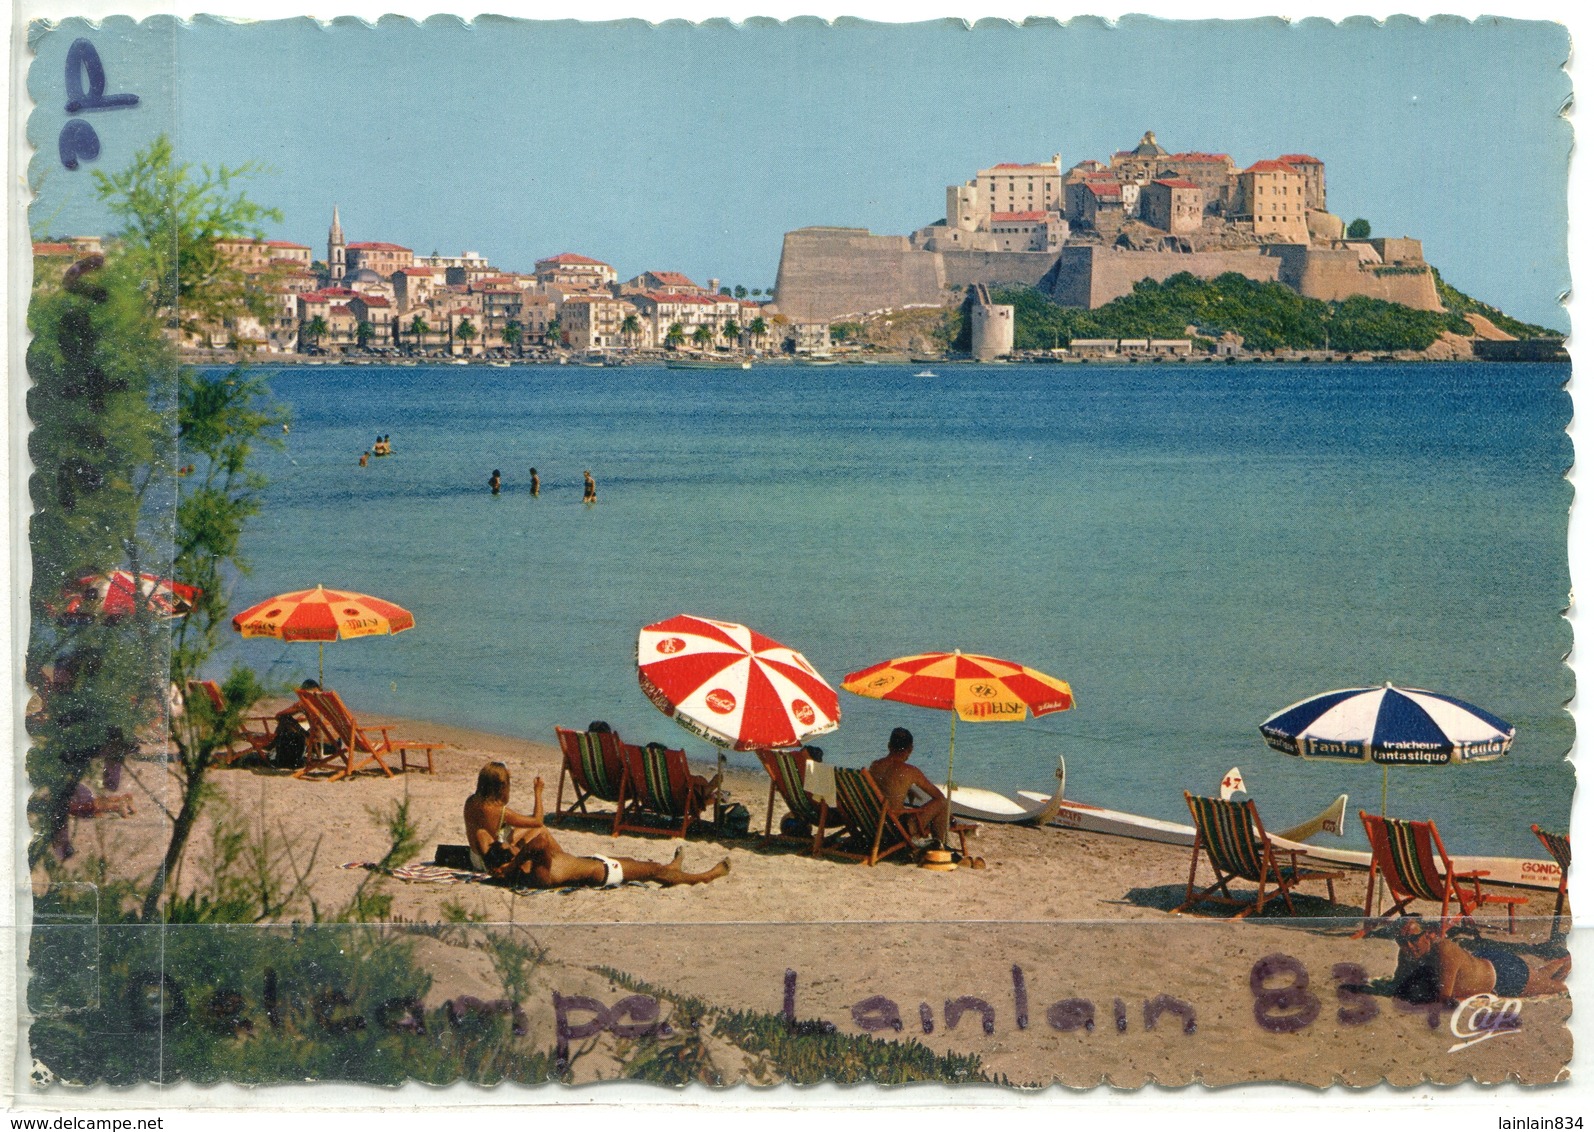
[614,741,711,839]
[1358,812,1528,936]
[757,747,845,855]
[186,680,277,766]
[1176,793,1342,919]
[296,688,445,781]
[553,726,626,821]
[1531,825,1571,938]
[820,767,972,866]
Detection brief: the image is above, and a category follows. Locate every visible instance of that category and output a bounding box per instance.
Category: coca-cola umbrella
[59,570,199,622]
[231,584,415,685]
[636,614,841,752]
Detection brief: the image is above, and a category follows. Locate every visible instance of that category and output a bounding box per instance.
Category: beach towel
[337,860,647,894]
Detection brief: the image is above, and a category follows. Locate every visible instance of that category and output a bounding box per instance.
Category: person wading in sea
[582,469,597,504]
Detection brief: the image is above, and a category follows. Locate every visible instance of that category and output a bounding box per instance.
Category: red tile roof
[1244,160,1300,175]
[1170,152,1232,163]
[1086,183,1123,198]
[538,253,610,267]
[299,291,330,303]
[989,162,1053,170]
[1278,154,1323,165]
[348,241,412,252]
[646,292,716,305]
[354,295,391,308]
[266,240,311,249]
[32,242,75,256]
[649,271,698,287]
[400,267,436,276]
[1152,178,1201,190]
[991,211,1049,222]
[330,305,353,317]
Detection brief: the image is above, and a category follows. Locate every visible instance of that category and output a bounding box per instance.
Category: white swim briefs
[588,854,624,887]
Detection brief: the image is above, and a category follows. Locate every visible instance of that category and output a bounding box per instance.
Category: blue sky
[29,15,1572,328]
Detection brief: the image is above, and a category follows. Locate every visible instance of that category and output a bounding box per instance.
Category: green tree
[692,324,715,351]
[665,322,685,350]
[301,315,328,352]
[1347,218,1371,239]
[733,284,747,299]
[92,134,282,336]
[546,316,562,347]
[408,314,429,352]
[355,320,375,350]
[722,319,742,348]
[747,316,768,345]
[503,320,523,356]
[620,313,641,348]
[457,318,478,354]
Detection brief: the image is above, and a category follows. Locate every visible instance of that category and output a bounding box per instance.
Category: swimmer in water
[582,469,597,504]
[360,452,369,468]
[489,469,502,495]
[530,467,540,497]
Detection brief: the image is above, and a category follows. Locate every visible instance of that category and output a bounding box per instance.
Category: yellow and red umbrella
[842,650,1074,804]
[58,570,199,621]
[231,584,415,683]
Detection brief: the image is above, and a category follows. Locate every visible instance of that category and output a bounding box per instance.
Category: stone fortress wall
[772,228,945,321]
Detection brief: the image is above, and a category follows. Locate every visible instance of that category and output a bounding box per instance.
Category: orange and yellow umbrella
[231,584,415,683]
[843,650,1074,803]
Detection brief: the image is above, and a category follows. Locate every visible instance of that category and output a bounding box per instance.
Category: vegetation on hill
[1431,269,1561,341]
[973,274,1476,353]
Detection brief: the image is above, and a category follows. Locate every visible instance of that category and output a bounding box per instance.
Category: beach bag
[272,722,308,770]
[720,802,752,837]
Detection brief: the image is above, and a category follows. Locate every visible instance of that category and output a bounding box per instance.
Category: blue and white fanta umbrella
[1259,682,1514,813]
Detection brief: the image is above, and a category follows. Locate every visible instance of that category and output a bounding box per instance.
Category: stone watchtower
[328,204,346,283]
[967,284,1015,361]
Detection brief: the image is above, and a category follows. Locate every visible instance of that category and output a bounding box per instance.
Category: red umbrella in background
[231,584,415,684]
[637,614,840,751]
[59,570,199,621]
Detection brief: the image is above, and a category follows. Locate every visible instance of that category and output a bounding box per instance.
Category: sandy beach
[38,708,1572,1087]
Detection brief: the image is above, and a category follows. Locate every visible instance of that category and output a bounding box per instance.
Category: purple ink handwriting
[59,38,139,170]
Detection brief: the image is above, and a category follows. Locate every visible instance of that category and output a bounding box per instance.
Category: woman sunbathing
[1393,918,1570,1004]
[463,761,729,889]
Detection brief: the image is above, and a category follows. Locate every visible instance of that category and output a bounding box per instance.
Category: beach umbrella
[636,614,840,752]
[231,584,415,685]
[59,570,199,621]
[1259,682,1513,815]
[841,650,1074,818]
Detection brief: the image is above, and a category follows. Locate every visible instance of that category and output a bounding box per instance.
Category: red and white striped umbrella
[231,584,415,684]
[60,570,199,620]
[637,615,840,751]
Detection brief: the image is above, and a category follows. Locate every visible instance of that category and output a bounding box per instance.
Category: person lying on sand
[869,727,949,844]
[463,761,729,889]
[1392,918,1570,1004]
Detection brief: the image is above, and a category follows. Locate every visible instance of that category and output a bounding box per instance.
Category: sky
[27,15,1573,329]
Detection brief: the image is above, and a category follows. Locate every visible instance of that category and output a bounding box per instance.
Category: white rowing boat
[960,758,1563,892]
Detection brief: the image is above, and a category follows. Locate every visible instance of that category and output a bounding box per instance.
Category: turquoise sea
[217,361,1572,859]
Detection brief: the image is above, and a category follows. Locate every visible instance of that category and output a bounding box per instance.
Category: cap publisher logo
[657,637,686,655]
[705,688,736,714]
[791,699,816,726]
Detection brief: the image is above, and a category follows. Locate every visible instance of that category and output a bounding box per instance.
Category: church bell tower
[328,205,346,283]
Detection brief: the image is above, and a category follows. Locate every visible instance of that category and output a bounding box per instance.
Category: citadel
[770,132,1444,325]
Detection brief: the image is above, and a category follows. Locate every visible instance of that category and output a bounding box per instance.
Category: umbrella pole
[943,713,957,844]
[1380,764,1388,817]
[318,642,325,687]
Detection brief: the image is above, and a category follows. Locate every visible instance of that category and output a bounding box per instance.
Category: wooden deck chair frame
[613,741,707,839]
[291,688,349,779]
[1358,811,1527,937]
[757,748,845,856]
[822,766,975,866]
[553,726,626,821]
[1531,824,1571,938]
[1176,793,1342,919]
[187,680,277,766]
[296,688,443,781]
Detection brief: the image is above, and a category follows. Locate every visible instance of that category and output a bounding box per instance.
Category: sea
[212,360,1573,860]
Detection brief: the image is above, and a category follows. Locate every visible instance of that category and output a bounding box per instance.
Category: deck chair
[613,741,712,839]
[186,680,277,766]
[1358,811,1528,936]
[1176,793,1342,919]
[296,688,445,781]
[757,747,846,855]
[1531,825,1571,938]
[822,767,971,866]
[553,726,627,821]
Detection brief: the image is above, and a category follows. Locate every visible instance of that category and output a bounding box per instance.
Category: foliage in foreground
[1431,268,1562,342]
[598,967,990,1086]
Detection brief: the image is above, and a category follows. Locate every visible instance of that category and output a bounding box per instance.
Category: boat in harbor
[914,369,937,378]
[665,358,752,370]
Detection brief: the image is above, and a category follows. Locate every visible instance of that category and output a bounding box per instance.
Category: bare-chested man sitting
[1393,918,1570,1005]
[868,727,948,844]
[464,761,729,889]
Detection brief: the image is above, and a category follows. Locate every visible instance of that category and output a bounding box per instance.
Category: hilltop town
[32,131,1560,363]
